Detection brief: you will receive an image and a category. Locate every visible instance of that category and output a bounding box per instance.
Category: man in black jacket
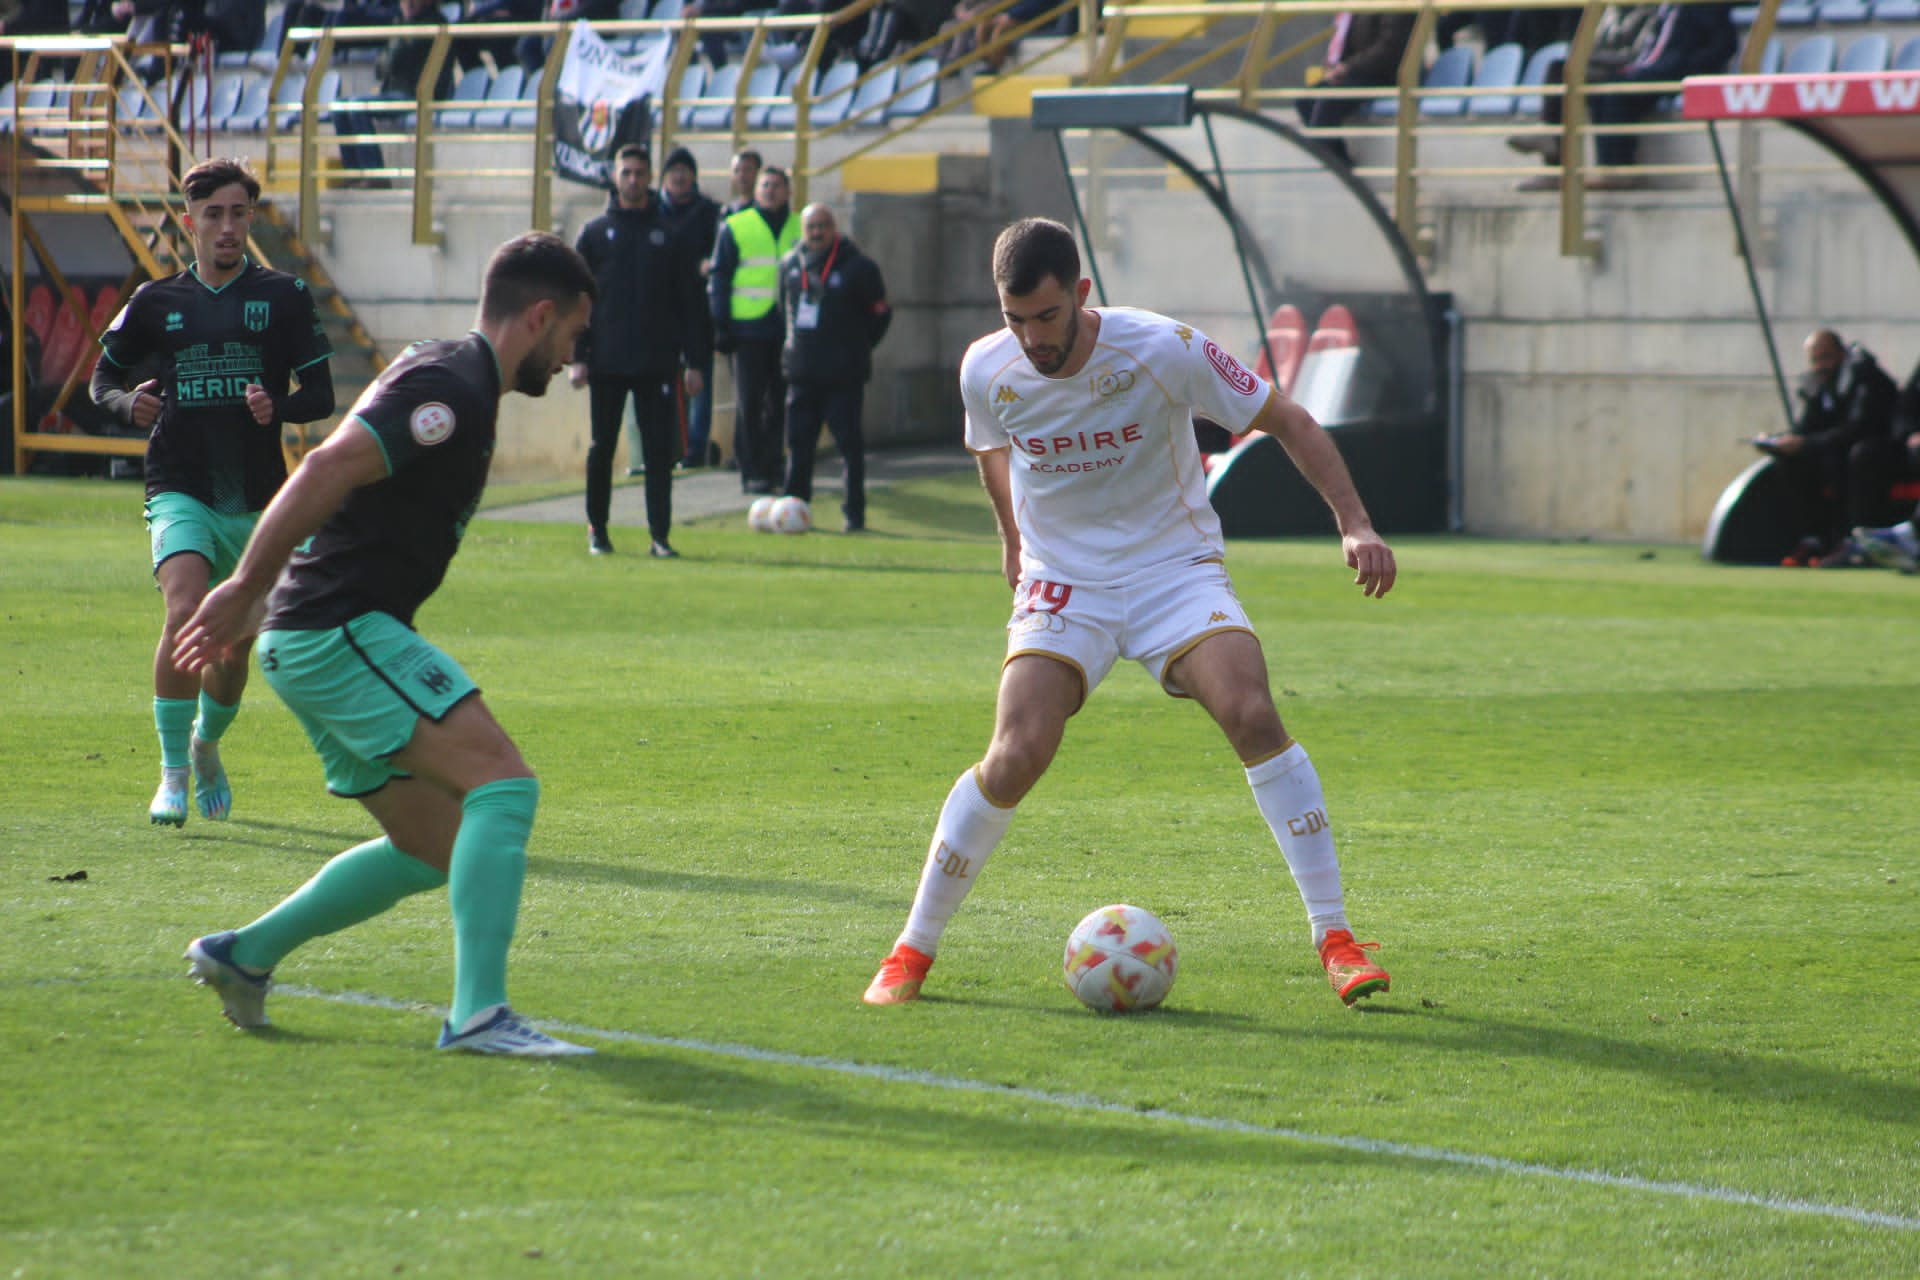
[1296,8,1416,168]
[1756,329,1899,564]
[778,204,890,532]
[657,146,721,468]
[568,145,709,558]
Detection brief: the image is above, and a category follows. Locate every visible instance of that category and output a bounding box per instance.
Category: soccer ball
[770,495,812,535]
[1062,904,1178,1012]
[747,496,777,532]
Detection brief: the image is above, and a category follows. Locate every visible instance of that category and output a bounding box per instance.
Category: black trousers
[587,373,679,542]
[783,381,867,528]
[731,339,786,492]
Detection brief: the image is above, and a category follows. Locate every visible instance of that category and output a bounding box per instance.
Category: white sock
[1246,743,1349,946]
[898,768,1016,956]
[1894,521,1918,552]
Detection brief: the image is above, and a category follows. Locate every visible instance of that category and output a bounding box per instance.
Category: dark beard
[1024,307,1079,376]
[515,350,555,396]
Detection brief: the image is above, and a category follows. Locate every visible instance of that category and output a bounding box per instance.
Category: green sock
[194,692,240,744]
[447,777,539,1030]
[154,697,195,770]
[232,837,447,970]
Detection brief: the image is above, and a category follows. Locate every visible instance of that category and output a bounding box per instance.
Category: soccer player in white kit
[863,217,1399,1009]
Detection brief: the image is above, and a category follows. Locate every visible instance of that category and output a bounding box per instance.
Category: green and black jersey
[264,332,503,632]
[99,259,331,514]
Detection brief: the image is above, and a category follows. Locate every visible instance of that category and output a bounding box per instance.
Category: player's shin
[898,767,1016,955]
[1245,743,1350,946]
[231,837,448,970]
[447,777,538,1031]
[154,696,195,770]
[194,692,240,743]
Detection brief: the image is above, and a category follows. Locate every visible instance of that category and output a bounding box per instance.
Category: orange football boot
[1319,929,1390,1005]
[862,943,933,1005]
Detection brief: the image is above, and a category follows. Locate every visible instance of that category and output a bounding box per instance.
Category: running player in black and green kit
[172,233,600,1056]
[91,157,334,828]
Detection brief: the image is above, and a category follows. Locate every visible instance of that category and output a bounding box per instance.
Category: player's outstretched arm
[173,423,389,672]
[1248,390,1397,599]
[975,446,1021,589]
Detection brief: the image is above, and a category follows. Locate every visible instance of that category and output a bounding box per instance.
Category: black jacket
[572,193,710,379]
[659,186,722,263]
[778,234,890,387]
[1795,343,1898,452]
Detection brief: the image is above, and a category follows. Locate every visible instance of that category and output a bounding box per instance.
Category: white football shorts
[1002,560,1255,702]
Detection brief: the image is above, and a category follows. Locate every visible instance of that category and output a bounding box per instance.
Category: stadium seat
[1898,35,1920,70]
[1731,4,1758,25]
[1756,35,1785,75]
[1308,303,1357,352]
[1515,40,1567,116]
[651,0,684,18]
[224,76,271,131]
[274,70,340,132]
[1818,0,1870,19]
[737,61,781,129]
[39,296,86,387]
[24,283,55,350]
[117,81,152,123]
[663,60,705,127]
[617,0,649,15]
[805,58,861,127]
[1467,41,1525,117]
[683,61,741,130]
[471,64,525,129]
[1250,303,1307,394]
[207,72,246,130]
[887,57,940,119]
[1773,1,1816,22]
[1373,45,1475,118]
[1839,33,1892,71]
[843,63,897,127]
[437,64,491,129]
[757,63,805,129]
[0,80,16,134]
[216,5,287,71]
[1783,33,1836,75]
[1875,0,1920,19]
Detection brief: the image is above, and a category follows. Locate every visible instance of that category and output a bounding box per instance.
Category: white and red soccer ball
[747,496,778,532]
[769,495,811,534]
[1062,903,1178,1012]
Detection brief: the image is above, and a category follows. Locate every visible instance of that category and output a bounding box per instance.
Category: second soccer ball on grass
[747,496,777,532]
[1062,904,1178,1012]
[770,495,812,535]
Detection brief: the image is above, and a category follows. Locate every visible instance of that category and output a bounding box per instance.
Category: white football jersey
[960,306,1272,587]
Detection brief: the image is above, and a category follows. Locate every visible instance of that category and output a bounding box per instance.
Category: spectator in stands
[458,0,541,71]
[723,149,761,215]
[765,0,867,66]
[1755,329,1899,566]
[942,0,1059,72]
[855,0,954,67]
[710,165,797,494]
[519,0,621,75]
[570,144,710,559]
[1582,0,1735,189]
[777,203,890,531]
[1295,6,1416,168]
[658,145,722,468]
[336,0,457,179]
[0,0,68,86]
[1510,4,1661,189]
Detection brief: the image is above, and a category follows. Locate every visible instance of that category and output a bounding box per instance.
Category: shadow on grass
[528,855,904,910]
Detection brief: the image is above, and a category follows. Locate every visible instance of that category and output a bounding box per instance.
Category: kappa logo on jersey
[1091,368,1135,399]
[1209,610,1232,623]
[1204,339,1259,396]
[994,384,1021,406]
[1174,324,1193,348]
[244,301,270,332]
[409,401,456,446]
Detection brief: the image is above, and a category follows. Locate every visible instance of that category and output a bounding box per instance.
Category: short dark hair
[182,157,260,205]
[734,149,762,167]
[993,218,1079,297]
[614,143,650,167]
[480,232,596,324]
[760,166,790,185]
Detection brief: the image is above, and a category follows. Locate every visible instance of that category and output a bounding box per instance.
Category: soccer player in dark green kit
[172,233,600,1056]
[91,157,334,828]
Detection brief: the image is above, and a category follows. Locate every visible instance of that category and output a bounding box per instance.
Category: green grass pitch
[2,473,1916,1277]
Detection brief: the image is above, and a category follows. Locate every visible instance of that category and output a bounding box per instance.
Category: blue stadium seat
[1773,1,1816,22]
[436,64,491,129]
[224,76,272,131]
[217,5,286,71]
[1838,32,1891,71]
[1818,0,1870,20]
[1875,0,1920,18]
[471,64,525,128]
[1516,40,1566,116]
[1731,5,1758,26]
[758,64,807,129]
[887,56,940,120]
[275,70,340,132]
[667,59,706,124]
[1373,45,1474,118]
[844,62,897,128]
[683,61,740,129]
[650,0,684,18]
[1783,33,1836,74]
[807,57,860,126]
[1467,41,1525,117]
[1757,35,1785,74]
[738,62,781,128]
[0,80,18,134]
[207,72,246,130]
[1898,34,1920,69]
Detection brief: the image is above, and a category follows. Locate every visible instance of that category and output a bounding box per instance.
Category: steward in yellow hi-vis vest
[707,166,798,494]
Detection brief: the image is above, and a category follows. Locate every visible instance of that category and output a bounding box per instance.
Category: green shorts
[145,491,257,581]
[258,612,479,798]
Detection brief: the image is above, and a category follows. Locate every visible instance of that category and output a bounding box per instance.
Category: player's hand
[567,362,589,389]
[1343,528,1396,599]
[244,382,274,425]
[173,580,267,674]
[684,368,705,397]
[130,378,163,430]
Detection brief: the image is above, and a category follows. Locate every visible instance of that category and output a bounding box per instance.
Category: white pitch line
[282,985,1920,1234]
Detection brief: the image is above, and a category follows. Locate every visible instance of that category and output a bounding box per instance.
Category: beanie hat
[662,146,697,178]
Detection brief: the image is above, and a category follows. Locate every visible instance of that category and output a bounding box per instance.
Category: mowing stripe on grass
[284,984,1920,1234]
